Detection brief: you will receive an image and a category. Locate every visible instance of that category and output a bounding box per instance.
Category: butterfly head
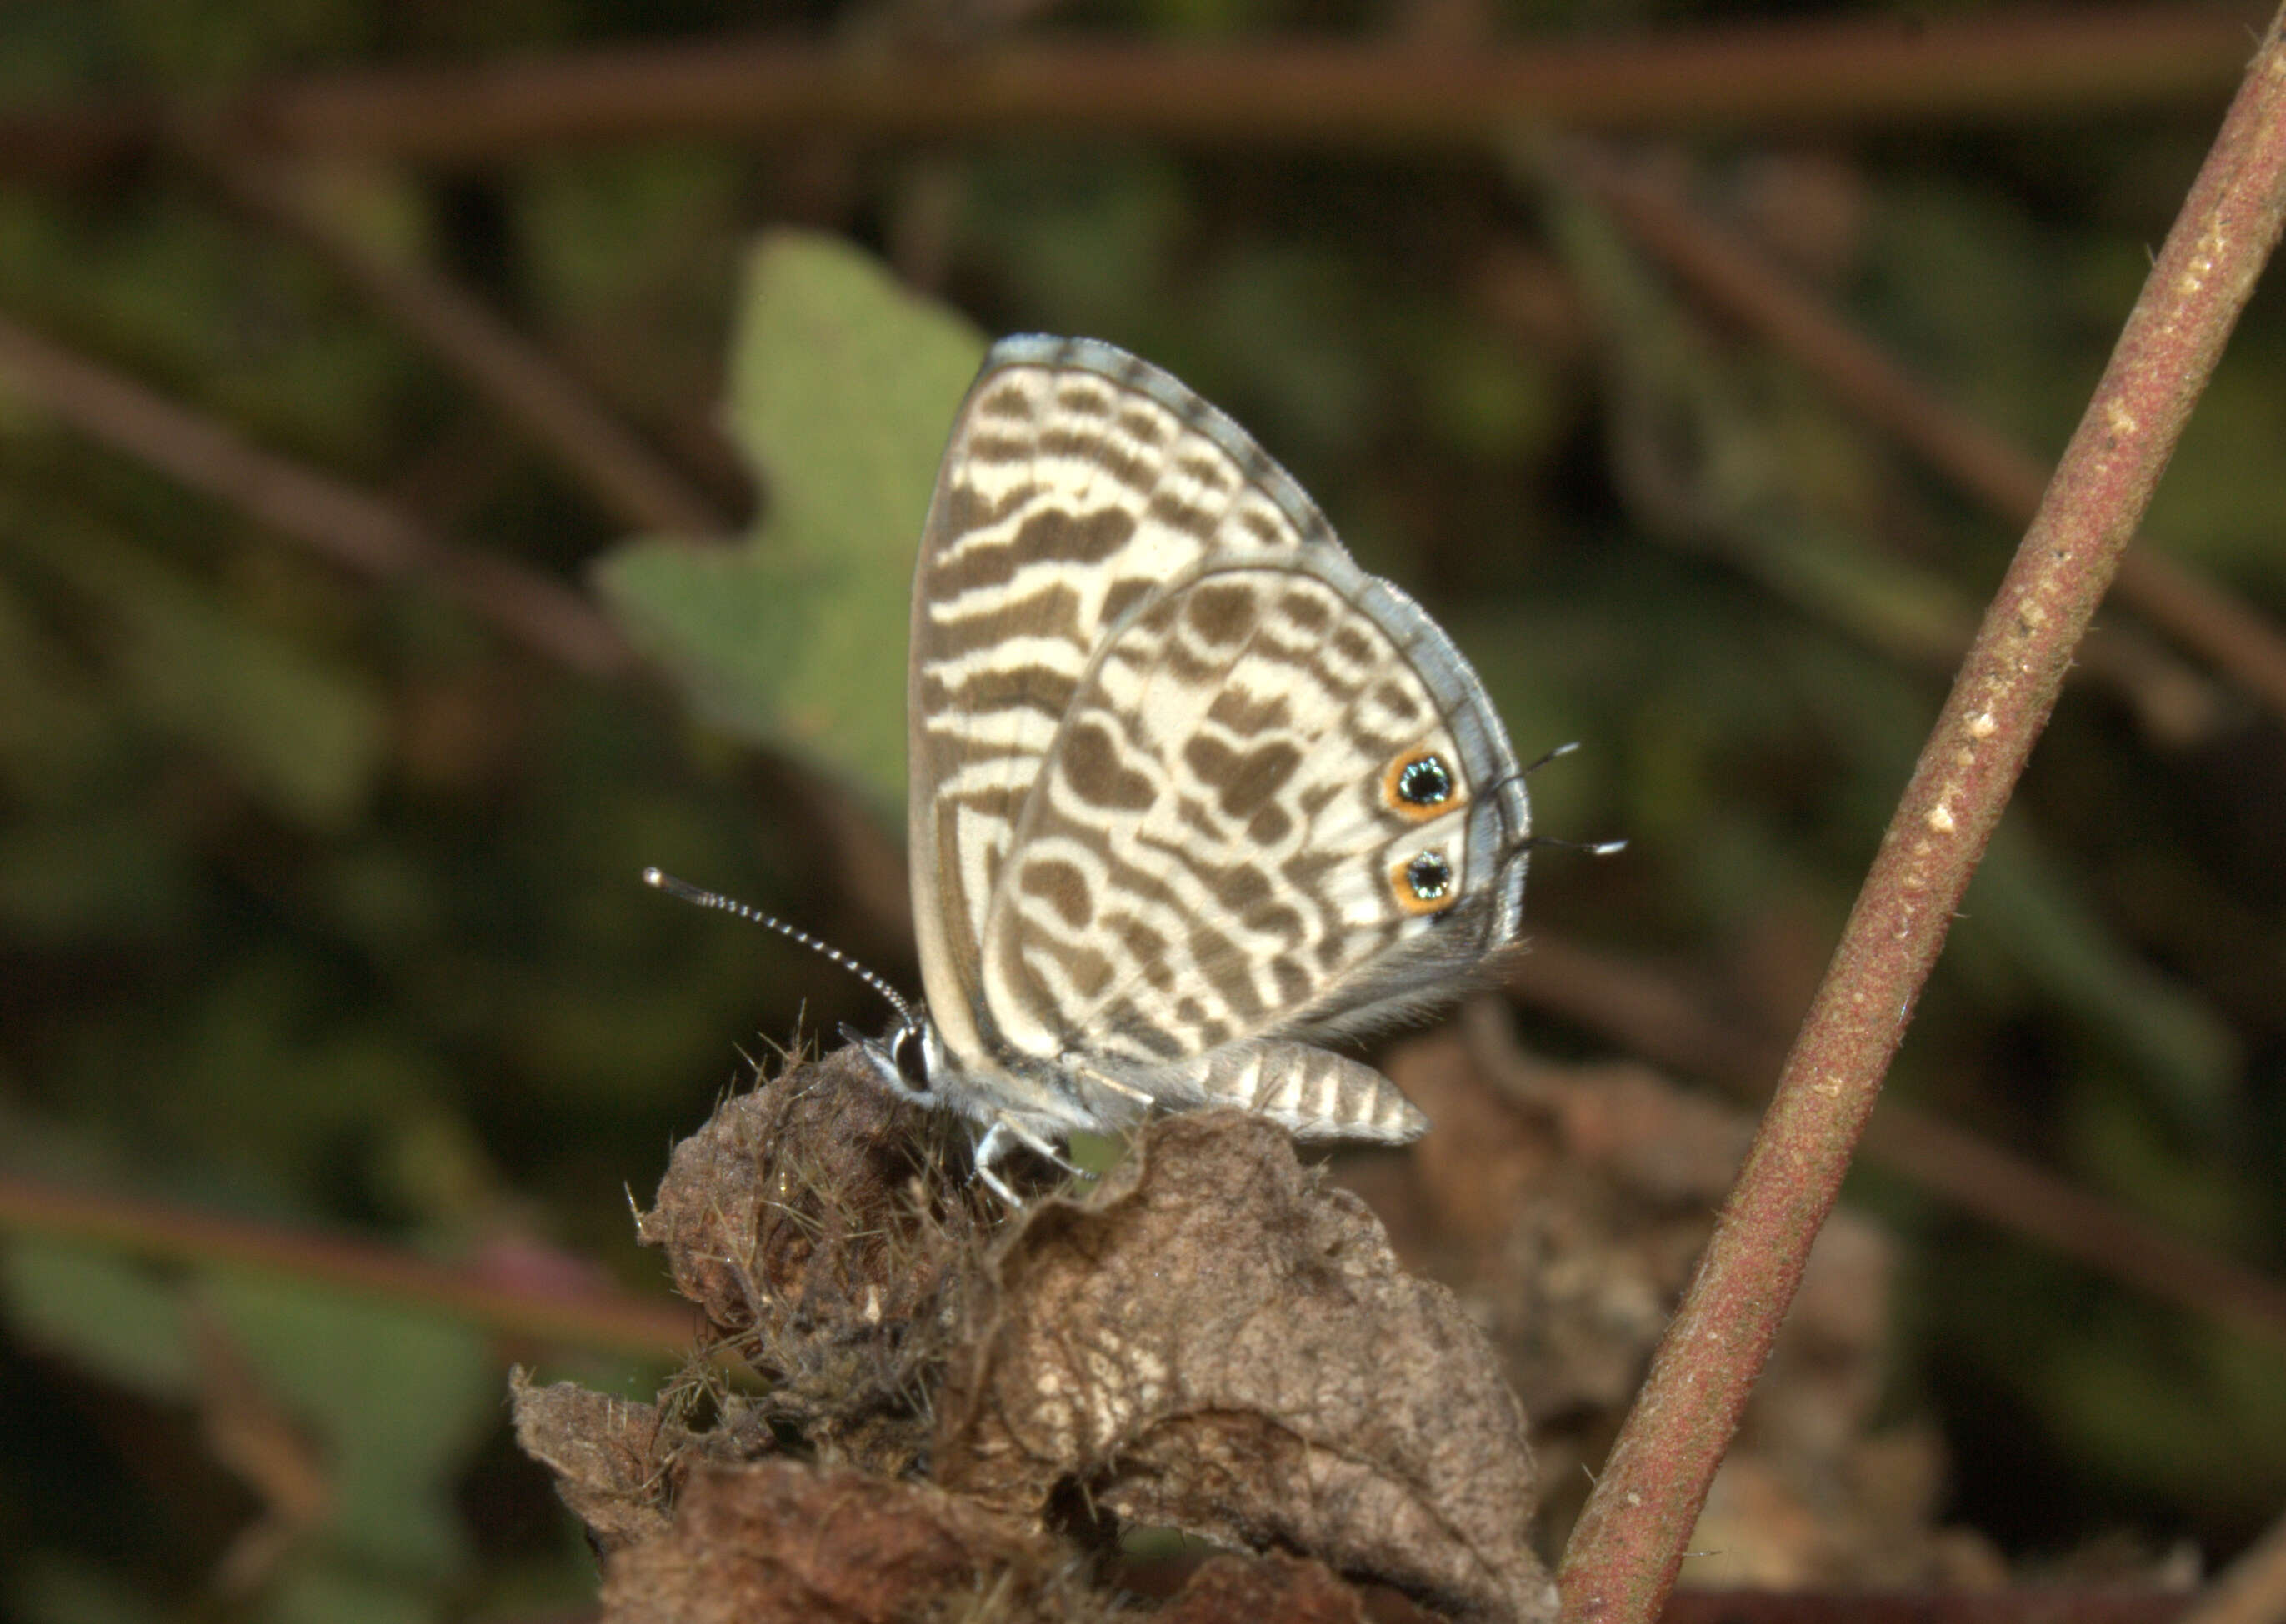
[845,1008,948,1107]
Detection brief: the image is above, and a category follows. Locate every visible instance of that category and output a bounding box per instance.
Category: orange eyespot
[1383,748,1460,822]
[1389,849,1456,915]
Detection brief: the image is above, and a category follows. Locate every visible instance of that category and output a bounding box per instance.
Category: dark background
[1,2,2283,1619]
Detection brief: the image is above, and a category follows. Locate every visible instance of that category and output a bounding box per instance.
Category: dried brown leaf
[937,1111,1557,1624]
[1158,1552,1376,1624]
[1372,1027,1997,1586]
[635,1045,984,1333]
[511,1370,695,1552]
[598,1458,1052,1624]
[634,1047,993,1472]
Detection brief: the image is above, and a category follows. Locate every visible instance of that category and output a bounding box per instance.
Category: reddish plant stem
[1566,143,2286,729]
[0,1172,693,1357]
[0,7,2256,180]
[238,10,2256,158]
[1558,12,2286,1622]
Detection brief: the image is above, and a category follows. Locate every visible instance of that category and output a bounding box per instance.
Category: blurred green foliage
[3,0,2286,1617]
[597,232,987,807]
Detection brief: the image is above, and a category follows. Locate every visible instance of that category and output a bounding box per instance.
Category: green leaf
[1,1245,495,1591]
[206,1273,496,1582]
[589,535,813,753]
[726,232,989,559]
[594,230,987,809]
[262,1564,445,1624]
[0,1241,198,1401]
[6,1558,168,1624]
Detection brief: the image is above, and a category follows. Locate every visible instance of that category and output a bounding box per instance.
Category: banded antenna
[1498,741,1628,858]
[642,868,916,1027]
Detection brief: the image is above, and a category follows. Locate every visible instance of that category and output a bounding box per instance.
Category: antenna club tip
[642,867,666,887]
[1593,839,1628,857]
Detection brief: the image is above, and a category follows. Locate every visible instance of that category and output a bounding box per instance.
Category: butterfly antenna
[1483,740,1583,804]
[642,868,917,1027]
[1525,739,1582,775]
[1525,834,1629,857]
[1502,742,1627,857]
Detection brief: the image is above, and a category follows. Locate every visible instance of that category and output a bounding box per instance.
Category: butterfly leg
[971,1115,1081,1205]
[970,1120,1023,1205]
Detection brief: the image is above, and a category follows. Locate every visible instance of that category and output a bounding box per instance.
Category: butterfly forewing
[905,335,1528,1149]
[983,559,1497,1069]
[909,340,1330,1060]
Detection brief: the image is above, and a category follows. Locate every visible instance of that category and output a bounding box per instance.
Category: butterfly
[836,335,1541,1199]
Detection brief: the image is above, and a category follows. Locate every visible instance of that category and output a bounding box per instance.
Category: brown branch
[0,1172,693,1357]
[200,149,733,539]
[0,310,638,677]
[1558,10,2286,1620]
[0,7,2259,180]
[1508,935,2286,1352]
[224,10,2273,157]
[1566,142,2286,732]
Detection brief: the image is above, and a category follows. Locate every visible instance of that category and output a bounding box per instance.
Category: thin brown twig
[0,1172,693,1357]
[224,9,2268,156]
[199,148,733,539]
[2113,548,2286,725]
[0,309,639,677]
[1508,935,2286,1352]
[1558,11,2286,1620]
[1567,142,2286,731]
[0,7,2257,181]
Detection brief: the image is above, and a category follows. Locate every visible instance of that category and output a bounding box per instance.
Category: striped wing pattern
[908,336,1528,1151]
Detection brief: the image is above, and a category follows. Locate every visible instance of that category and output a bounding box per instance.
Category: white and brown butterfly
[658,337,1555,1200]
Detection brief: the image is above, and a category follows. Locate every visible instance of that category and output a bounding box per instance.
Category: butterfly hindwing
[982,557,1514,1068]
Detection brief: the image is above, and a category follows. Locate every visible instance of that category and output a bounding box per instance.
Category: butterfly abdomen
[1189,1042,1428,1144]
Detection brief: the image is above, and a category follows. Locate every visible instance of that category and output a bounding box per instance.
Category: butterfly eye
[892,1024,932,1092]
[1392,849,1455,914]
[1383,750,1458,820]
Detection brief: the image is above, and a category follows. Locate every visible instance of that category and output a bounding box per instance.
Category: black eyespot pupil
[1407,852,1452,902]
[893,1026,930,1091]
[1398,757,1452,805]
